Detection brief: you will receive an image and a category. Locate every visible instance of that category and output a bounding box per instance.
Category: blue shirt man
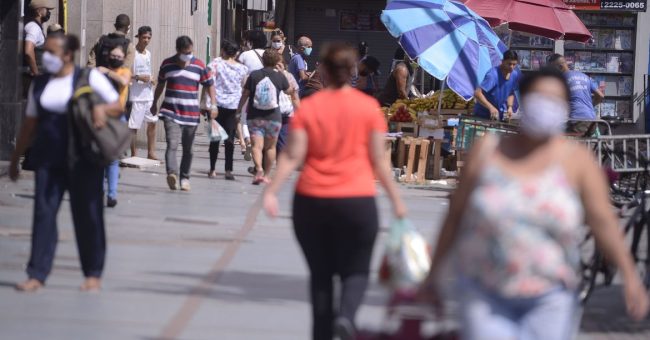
[548,54,605,120]
[288,36,313,94]
[474,50,521,121]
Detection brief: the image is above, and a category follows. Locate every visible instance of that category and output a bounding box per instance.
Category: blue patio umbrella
[381,0,508,101]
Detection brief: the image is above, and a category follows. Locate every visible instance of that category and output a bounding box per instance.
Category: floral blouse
[206,58,248,110]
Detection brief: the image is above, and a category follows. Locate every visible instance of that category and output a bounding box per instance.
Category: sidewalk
[0,134,647,339]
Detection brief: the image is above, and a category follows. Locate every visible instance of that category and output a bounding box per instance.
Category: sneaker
[225,173,236,181]
[247,166,256,175]
[334,317,356,340]
[244,145,252,161]
[180,179,191,191]
[167,174,178,190]
[106,197,118,208]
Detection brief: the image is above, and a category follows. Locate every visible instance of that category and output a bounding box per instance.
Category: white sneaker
[180,179,191,191]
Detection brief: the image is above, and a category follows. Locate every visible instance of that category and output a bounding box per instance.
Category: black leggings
[209,107,238,172]
[293,194,379,340]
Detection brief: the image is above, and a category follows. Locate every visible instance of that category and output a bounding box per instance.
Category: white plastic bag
[379,219,431,290]
[206,119,229,142]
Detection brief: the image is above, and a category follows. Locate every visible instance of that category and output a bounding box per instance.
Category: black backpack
[68,68,131,167]
[94,33,130,68]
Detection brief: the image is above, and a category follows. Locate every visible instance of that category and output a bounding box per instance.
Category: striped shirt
[157,55,213,126]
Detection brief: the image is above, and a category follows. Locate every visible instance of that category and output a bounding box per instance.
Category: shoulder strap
[73,67,92,90]
[253,50,264,63]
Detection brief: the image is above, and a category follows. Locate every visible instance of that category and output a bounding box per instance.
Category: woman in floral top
[204,40,248,180]
[420,68,648,339]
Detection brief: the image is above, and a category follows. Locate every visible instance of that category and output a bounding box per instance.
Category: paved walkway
[0,134,648,339]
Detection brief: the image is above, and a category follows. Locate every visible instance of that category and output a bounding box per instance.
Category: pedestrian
[300,63,326,99]
[236,49,293,185]
[9,33,122,292]
[204,40,248,180]
[275,60,300,155]
[473,50,521,121]
[270,29,293,65]
[150,36,217,191]
[549,53,606,137]
[87,14,135,69]
[288,35,313,94]
[22,0,56,97]
[263,42,407,340]
[128,26,159,160]
[350,41,369,88]
[419,68,649,340]
[46,23,64,35]
[354,56,380,96]
[97,44,131,208]
[377,48,414,107]
[237,30,268,161]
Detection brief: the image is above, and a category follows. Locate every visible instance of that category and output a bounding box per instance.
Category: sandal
[208,170,217,178]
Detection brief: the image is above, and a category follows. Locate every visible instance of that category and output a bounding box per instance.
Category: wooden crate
[389,122,419,137]
[397,138,431,184]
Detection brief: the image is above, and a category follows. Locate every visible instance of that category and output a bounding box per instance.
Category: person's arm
[9,117,38,181]
[98,67,130,88]
[237,88,251,113]
[24,41,39,76]
[124,43,136,70]
[592,89,605,106]
[369,131,407,218]
[474,88,499,119]
[150,81,166,116]
[208,85,218,119]
[394,65,410,100]
[506,94,515,120]
[263,129,308,217]
[87,40,99,67]
[577,147,649,320]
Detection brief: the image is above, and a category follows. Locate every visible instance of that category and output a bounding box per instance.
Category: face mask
[519,93,569,139]
[43,10,51,22]
[272,42,283,50]
[42,51,63,74]
[179,53,193,62]
[108,58,124,69]
[304,47,312,56]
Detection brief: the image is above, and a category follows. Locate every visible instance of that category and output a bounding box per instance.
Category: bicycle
[578,151,650,304]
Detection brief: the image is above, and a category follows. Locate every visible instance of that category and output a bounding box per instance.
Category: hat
[47,23,63,33]
[29,0,56,9]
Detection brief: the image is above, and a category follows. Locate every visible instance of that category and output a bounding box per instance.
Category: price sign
[601,0,647,11]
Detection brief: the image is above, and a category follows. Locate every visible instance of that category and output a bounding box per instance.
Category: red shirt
[290,88,387,198]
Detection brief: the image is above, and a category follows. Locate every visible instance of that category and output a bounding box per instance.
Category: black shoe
[247,166,256,175]
[106,197,118,208]
[225,173,236,181]
[334,317,355,340]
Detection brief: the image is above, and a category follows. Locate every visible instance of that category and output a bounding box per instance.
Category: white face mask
[42,51,64,74]
[272,41,283,50]
[519,93,569,139]
[179,53,193,62]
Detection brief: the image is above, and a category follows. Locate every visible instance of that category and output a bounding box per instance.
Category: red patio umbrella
[462,0,592,43]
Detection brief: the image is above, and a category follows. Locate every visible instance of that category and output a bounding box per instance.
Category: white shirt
[26,69,119,117]
[238,49,265,74]
[130,49,154,102]
[24,21,45,47]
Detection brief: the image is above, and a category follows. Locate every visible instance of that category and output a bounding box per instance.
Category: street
[0,133,648,339]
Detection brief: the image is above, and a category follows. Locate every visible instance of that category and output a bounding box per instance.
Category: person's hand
[393,199,408,219]
[97,66,110,74]
[210,106,219,119]
[505,107,514,121]
[9,157,20,182]
[150,79,156,86]
[416,277,444,315]
[139,75,151,83]
[623,274,650,321]
[150,105,158,117]
[263,192,279,218]
[92,106,107,129]
[489,107,499,121]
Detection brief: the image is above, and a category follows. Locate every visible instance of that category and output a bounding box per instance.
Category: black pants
[28,162,106,283]
[209,107,238,172]
[293,194,379,340]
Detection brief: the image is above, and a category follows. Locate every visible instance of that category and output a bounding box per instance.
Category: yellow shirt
[115,67,132,110]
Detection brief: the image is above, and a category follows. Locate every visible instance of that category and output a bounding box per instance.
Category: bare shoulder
[561,139,599,185]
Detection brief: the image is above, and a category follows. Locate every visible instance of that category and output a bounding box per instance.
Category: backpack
[95,33,130,68]
[253,71,279,110]
[69,68,131,167]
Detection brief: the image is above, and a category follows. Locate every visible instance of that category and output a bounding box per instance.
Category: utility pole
[0,0,23,161]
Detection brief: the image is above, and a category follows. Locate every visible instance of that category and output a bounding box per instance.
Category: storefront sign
[565,0,647,11]
[340,10,387,32]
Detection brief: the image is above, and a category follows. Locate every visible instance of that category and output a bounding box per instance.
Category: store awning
[246,0,270,11]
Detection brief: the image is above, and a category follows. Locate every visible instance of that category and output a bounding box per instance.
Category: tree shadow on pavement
[580,285,650,334]
[117,270,389,308]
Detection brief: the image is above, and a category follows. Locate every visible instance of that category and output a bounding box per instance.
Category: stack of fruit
[430,90,475,111]
[389,103,416,122]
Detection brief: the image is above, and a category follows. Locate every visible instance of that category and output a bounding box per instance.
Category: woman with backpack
[9,33,122,292]
[97,44,131,207]
[236,49,294,185]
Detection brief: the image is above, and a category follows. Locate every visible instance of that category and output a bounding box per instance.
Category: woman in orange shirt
[98,45,131,208]
[263,42,407,340]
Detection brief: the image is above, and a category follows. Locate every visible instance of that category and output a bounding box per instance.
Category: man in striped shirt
[151,36,217,191]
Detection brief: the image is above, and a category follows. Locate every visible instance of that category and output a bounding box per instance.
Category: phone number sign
[601,0,647,11]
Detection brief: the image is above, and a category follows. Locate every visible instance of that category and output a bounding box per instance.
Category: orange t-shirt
[115,67,132,110]
[290,88,387,198]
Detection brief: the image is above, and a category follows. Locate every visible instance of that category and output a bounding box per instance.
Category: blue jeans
[458,278,579,340]
[104,160,119,199]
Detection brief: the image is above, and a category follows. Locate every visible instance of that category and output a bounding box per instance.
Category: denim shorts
[457,278,580,340]
[247,118,282,139]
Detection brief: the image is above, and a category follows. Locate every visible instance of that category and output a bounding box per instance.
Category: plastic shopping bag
[379,219,431,290]
[206,119,229,142]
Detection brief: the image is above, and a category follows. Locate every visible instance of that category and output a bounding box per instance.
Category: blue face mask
[304,47,313,56]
